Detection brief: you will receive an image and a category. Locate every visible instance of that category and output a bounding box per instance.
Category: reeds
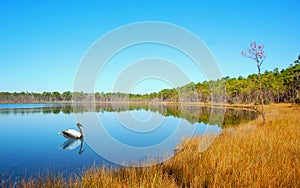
[163,104,300,187]
[10,104,300,187]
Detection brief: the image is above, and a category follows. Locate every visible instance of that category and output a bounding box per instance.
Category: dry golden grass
[11,104,300,187]
[163,104,300,187]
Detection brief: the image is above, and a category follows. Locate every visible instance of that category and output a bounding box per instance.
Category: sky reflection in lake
[0,103,257,181]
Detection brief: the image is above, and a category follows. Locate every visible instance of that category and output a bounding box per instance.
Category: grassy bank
[8,104,300,187]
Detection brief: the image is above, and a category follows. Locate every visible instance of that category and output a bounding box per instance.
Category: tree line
[1,56,299,104]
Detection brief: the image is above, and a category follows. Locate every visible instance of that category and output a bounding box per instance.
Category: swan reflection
[60,138,84,154]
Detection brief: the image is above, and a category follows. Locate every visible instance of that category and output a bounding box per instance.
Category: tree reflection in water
[0,103,258,128]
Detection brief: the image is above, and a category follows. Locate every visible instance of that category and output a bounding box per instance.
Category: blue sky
[0,0,299,93]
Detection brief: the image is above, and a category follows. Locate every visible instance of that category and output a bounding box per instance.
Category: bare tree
[242,42,266,124]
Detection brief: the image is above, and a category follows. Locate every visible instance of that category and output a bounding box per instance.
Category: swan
[59,123,84,139]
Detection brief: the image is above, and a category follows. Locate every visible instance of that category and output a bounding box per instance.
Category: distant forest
[1,56,299,104]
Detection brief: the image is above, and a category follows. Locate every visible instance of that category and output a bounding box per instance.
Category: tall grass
[10,104,300,187]
[163,104,300,187]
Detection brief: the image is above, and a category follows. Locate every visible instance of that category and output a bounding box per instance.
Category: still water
[0,103,257,180]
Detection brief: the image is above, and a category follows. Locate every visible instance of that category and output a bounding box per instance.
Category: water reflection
[60,138,84,155]
[0,103,257,180]
[0,103,258,127]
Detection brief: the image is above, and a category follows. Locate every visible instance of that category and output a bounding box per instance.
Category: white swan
[59,123,84,139]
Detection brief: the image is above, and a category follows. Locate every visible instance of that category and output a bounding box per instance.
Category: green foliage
[0,58,299,104]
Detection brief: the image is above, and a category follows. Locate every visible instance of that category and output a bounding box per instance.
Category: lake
[0,103,257,181]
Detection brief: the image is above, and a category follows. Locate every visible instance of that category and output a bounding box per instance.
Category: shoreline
[5,103,299,187]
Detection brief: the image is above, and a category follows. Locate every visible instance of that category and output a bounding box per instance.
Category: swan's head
[77,123,83,127]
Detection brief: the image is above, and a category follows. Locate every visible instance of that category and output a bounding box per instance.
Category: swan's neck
[77,125,84,138]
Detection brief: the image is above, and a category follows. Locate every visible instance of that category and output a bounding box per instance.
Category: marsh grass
[9,104,300,187]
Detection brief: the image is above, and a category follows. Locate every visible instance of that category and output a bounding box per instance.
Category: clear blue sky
[1,0,299,93]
